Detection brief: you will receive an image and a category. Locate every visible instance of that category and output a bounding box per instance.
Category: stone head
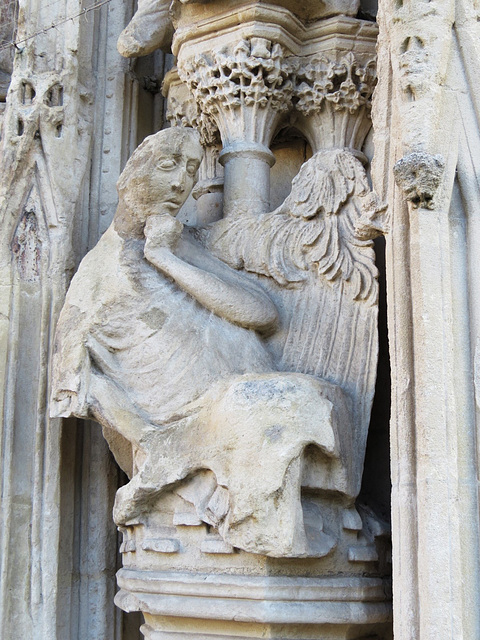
[115,127,203,237]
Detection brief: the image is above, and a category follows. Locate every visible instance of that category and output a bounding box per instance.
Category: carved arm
[144,242,278,333]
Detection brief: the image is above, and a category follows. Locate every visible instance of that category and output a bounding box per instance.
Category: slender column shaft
[220,144,275,217]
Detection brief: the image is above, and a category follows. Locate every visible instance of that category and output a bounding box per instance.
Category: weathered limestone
[178,37,291,217]
[118,0,362,58]
[0,2,94,637]
[52,0,391,631]
[162,67,224,226]
[52,125,381,547]
[3,0,480,639]
[20,0,480,638]
[371,1,480,639]
[0,1,155,638]
[52,120,391,636]
[175,5,378,219]
[0,0,15,127]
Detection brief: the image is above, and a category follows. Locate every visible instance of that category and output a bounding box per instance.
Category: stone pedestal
[117,570,391,640]
[112,482,391,638]
[76,3,390,640]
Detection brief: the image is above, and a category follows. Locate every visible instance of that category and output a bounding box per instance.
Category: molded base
[116,569,392,639]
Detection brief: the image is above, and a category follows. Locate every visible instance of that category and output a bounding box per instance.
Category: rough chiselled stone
[52,127,380,559]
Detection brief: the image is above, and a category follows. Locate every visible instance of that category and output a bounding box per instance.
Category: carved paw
[355,192,389,239]
[117,0,173,58]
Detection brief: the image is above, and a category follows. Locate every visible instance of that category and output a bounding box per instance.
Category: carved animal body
[51,222,348,556]
[51,130,379,558]
[207,148,380,495]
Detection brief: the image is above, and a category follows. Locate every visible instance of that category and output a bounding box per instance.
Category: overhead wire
[0,0,113,53]
[0,0,20,37]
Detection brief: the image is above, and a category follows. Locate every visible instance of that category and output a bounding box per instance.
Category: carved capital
[163,68,220,147]
[178,37,293,149]
[291,52,376,153]
[393,151,445,209]
[163,70,196,128]
[293,52,376,116]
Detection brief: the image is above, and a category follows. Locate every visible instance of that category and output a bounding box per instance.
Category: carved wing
[209,149,377,302]
[208,149,379,495]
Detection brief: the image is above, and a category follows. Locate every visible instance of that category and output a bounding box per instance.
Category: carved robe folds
[53,2,392,638]
[52,133,366,559]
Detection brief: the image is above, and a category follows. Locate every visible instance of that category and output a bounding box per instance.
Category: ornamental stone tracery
[2,0,480,639]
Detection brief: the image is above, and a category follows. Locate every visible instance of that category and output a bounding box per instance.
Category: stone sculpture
[393,151,445,209]
[52,123,380,559]
[50,1,394,634]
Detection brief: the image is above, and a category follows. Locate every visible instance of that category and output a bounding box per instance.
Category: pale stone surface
[118,0,173,57]
[51,1,391,637]
[371,1,480,639]
[116,570,392,638]
[118,0,362,59]
[6,0,480,639]
[393,151,445,210]
[0,0,95,635]
[0,1,147,638]
[52,127,379,559]
[0,1,395,639]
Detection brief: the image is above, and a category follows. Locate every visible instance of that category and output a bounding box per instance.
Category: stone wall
[0,1,161,637]
[4,0,480,639]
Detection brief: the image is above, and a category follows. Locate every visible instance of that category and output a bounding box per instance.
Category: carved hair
[283,149,369,219]
[115,127,202,238]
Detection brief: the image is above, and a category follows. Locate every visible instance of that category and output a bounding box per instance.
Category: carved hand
[144,213,183,253]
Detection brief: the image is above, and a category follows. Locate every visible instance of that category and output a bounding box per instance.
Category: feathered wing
[209,149,378,303]
[208,148,379,495]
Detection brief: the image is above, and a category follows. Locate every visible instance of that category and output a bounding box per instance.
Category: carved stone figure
[117,0,173,57]
[393,151,445,209]
[51,125,379,559]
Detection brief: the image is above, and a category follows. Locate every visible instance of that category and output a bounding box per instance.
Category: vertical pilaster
[0,1,144,638]
[0,2,94,637]
[373,1,480,638]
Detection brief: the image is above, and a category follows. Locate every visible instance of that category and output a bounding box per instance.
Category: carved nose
[172,170,186,192]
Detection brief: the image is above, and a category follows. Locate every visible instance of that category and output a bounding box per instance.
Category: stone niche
[52,0,391,638]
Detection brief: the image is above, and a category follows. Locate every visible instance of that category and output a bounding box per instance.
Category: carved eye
[186,161,199,176]
[157,159,176,170]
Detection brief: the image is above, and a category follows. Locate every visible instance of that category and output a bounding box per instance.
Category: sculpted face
[115,128,203,238]
[150,138,202,216]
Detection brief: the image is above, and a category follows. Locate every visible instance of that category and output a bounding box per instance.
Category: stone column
[108,5,392,640]
[372,0,480,638]
[179,37,292,216]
